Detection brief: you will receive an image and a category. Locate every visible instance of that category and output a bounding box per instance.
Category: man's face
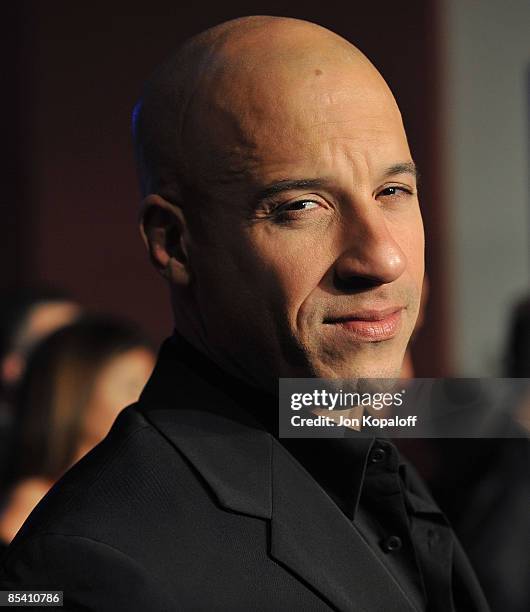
[180,53,424,388]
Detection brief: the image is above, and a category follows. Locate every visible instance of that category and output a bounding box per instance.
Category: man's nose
[333,206,406,290]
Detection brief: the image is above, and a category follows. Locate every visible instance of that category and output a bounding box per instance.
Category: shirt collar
[147,332,378,520]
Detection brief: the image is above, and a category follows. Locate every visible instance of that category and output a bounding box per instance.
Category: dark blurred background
[2,0,529,375]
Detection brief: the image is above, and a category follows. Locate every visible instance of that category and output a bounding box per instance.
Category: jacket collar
[139,335,273,519]
[139,336,419,611]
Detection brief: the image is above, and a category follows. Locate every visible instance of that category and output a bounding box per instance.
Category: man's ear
[139,194,191,286]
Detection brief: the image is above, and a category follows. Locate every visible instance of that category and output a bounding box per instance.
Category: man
[0,16,489,611]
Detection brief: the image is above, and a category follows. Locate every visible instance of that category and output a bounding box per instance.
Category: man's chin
[310,350,406,380]
[319,365,403,380]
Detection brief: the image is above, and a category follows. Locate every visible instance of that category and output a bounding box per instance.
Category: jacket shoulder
[5,404,194,554]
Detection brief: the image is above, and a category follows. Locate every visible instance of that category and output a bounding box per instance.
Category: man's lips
[323,307,404,341]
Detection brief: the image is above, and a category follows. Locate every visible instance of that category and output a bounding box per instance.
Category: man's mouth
[323,307,404,342]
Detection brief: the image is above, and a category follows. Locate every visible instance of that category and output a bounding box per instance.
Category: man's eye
[377,186,413,198]
[278,200,320,213]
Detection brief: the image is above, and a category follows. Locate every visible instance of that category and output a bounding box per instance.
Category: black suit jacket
[0,340,489,611]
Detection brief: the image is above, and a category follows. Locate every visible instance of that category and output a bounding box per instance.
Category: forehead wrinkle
[222,122,407,198]
[205,79,399,165]
[316,138,413,198]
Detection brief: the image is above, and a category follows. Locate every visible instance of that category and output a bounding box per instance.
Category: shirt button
[428,529,440,548]
[381,535,402,553]
[370,447,387,463]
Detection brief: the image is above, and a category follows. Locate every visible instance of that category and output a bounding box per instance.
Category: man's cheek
[261,267,318,326]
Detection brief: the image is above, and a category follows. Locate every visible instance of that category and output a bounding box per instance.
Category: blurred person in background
[0,288,80,496]
[0,287,80,397]
[0,316,155,556]
[505,295,530,377]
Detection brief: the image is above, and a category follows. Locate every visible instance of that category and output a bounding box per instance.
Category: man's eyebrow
[382,161,420,182]
[254,163,419,203]
[255,178,328,202]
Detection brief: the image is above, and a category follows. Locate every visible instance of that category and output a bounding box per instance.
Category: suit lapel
[143,405,272,519]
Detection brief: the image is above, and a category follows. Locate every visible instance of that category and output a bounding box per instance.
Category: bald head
[133,16,402,202]
[137,16,422,386]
